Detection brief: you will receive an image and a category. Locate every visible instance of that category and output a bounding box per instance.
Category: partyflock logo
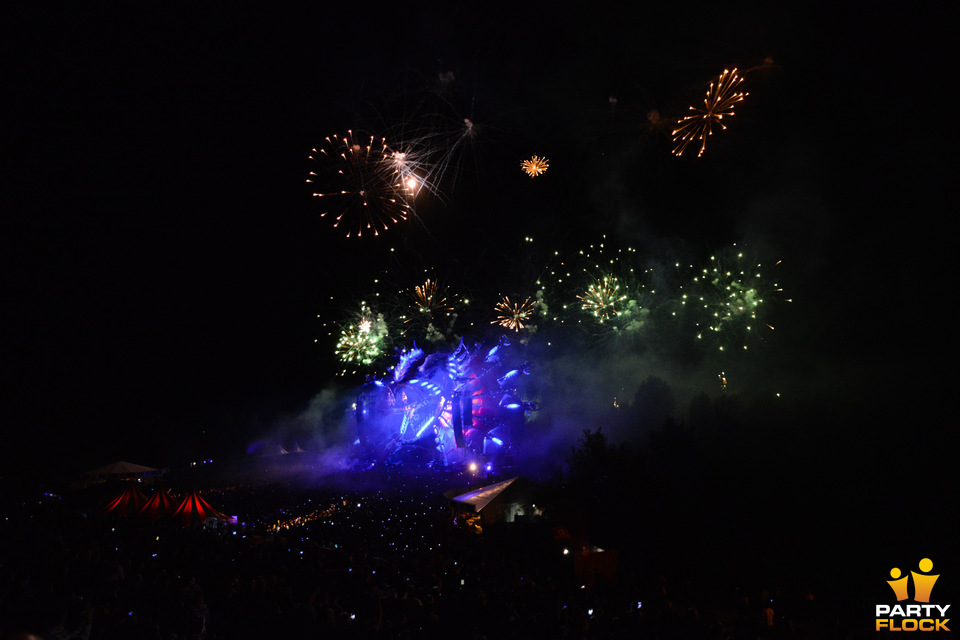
[876,558,950,631]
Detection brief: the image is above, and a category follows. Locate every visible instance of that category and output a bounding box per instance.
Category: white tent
[448,477,533,526]
[84,461,160,479]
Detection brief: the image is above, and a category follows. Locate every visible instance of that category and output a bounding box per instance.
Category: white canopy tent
[83,460,160,480]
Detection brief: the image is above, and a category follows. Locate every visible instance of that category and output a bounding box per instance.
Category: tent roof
[140,489,178,520]
[103,485,149,516]
[450,477,522,512]
[171,491,227,526]
[85,461,159,477]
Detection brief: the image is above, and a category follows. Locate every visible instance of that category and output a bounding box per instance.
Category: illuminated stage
[354,339,536,470]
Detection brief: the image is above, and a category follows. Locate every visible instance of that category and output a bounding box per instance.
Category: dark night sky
[3,4,953,480]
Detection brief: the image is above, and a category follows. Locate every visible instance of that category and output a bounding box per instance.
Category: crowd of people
[1,466,866,639]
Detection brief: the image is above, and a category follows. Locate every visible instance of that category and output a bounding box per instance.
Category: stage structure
[354,339,536,469]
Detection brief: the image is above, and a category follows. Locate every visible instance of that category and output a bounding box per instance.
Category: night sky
[4,4,952,486]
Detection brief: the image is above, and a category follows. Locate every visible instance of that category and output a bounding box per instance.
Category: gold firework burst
[492,296,535,332]
[406,279,452,320]
[520,155,549,177]
[672,68,747,157]
[306,130,413,238]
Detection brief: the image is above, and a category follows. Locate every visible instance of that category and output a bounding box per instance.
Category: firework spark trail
[407,114,481,190]
[672,68,747,157]
[383,129,447,202]
[375,81,489,195]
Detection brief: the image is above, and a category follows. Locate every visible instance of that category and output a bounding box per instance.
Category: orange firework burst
[520,155,549,177]
[406,279,452,320]
[672,68,747,157]
[306,130,415,238]
[492,296,535,332]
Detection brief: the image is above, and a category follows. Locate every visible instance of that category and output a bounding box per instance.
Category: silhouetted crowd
[1,472,866,639]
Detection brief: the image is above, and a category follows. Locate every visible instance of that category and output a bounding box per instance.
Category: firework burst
[492,296,536,332]
[672,68,747,157]
[332,304,391,375]
[520,155,549,177]
[687,247,787,352]
[307,130,420,238]
[407,279,452,317]
[537,237,654,333]
[401,278,457,343]
[578,275,628,322]
[336,324,382,372]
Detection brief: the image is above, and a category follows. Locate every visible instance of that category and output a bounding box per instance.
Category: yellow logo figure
[912,558,940,604]
[887,558,940,603]
[888,567,910,601]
